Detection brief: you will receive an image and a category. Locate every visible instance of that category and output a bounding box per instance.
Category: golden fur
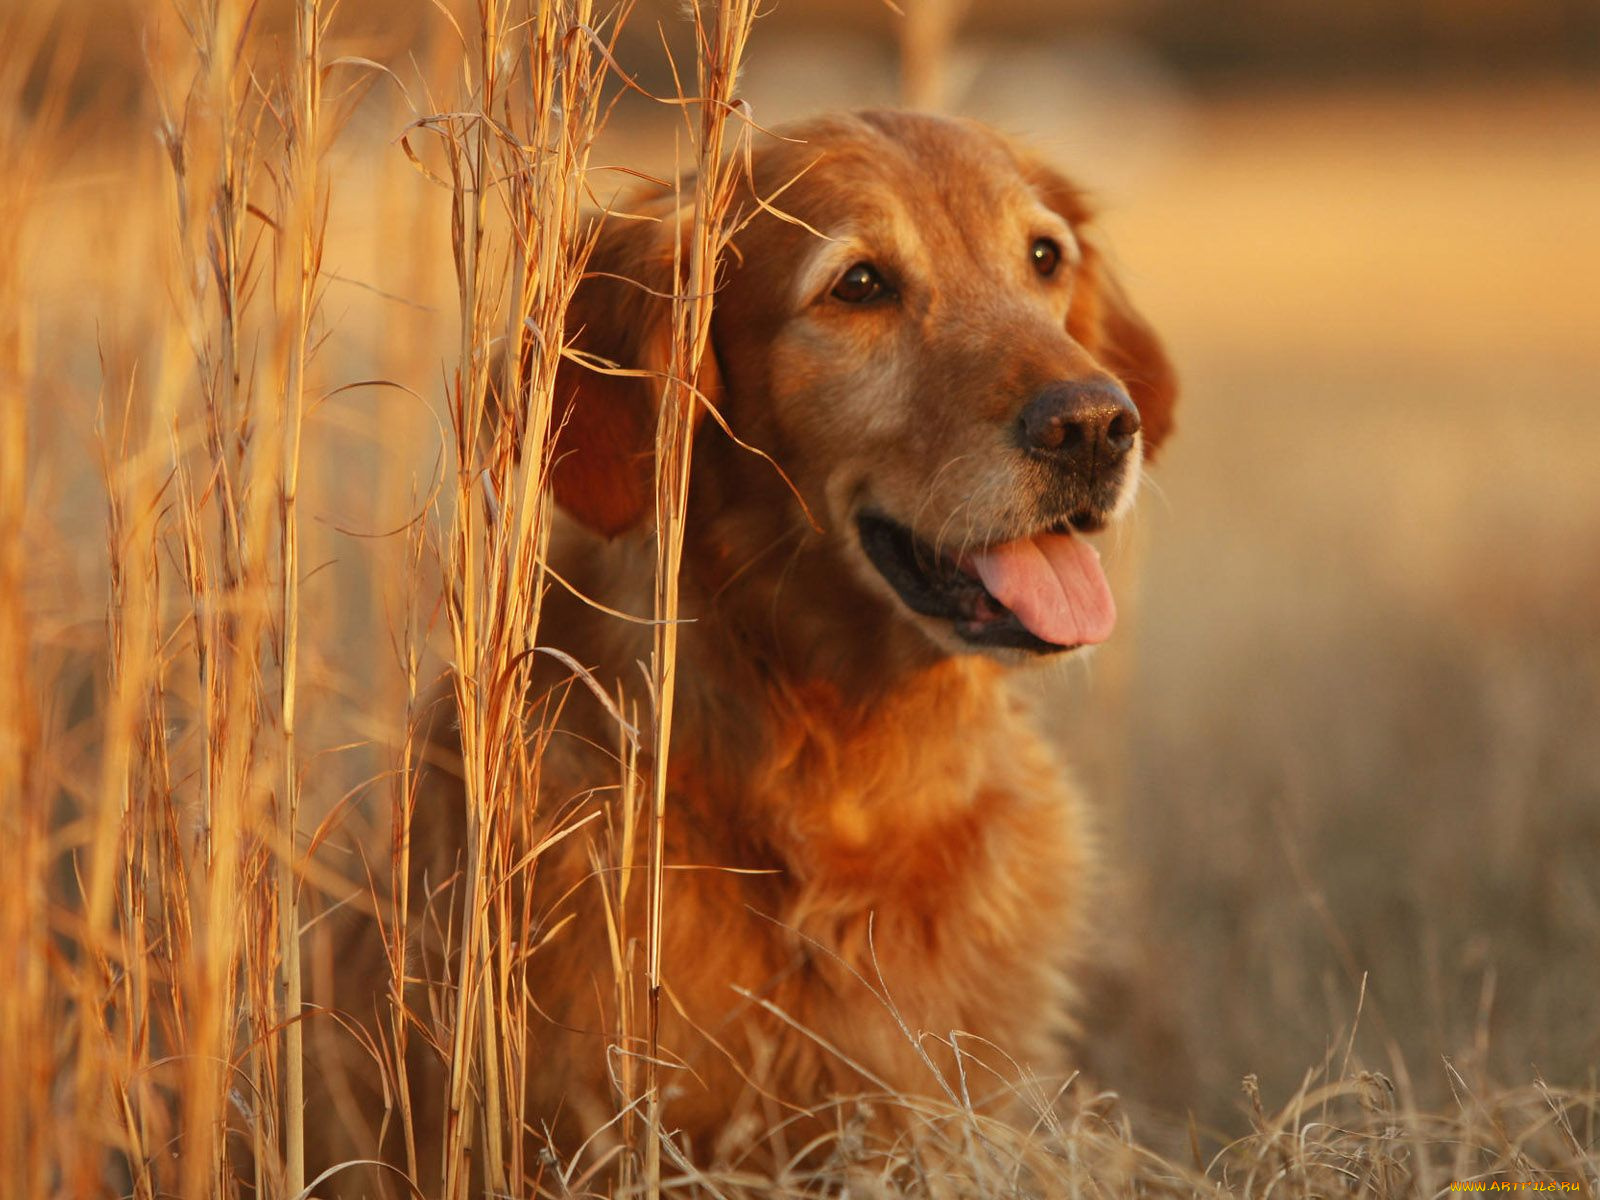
[314,109,1176,1185]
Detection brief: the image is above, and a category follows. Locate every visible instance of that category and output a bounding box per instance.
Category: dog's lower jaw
[850,510,1127,659]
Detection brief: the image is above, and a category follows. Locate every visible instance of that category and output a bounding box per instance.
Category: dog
[315,109,1176,1188]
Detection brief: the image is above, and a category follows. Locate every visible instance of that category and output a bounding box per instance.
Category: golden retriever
[316,108,1176,1187]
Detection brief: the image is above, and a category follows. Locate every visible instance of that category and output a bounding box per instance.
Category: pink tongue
[967,532,1116,647]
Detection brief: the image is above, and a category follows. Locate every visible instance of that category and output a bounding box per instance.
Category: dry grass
[1,0,1597,1197]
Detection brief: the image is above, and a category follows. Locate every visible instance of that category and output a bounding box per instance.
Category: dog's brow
[1060,225,1084,266]
[791,225,869,307]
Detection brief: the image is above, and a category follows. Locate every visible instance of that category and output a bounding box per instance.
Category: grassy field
[1053,83,1600,1135]
[2,0,1597,1194]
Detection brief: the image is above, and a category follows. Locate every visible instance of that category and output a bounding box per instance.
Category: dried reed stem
[0,8,58,1196]
[274,0,328,1192]
[644,2,758,1192]
[900,0,970,109]
[148,5,266,1196]
[426,3,613,1194]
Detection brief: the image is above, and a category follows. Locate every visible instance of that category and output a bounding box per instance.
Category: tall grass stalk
[147,4,268,1195]
[0,6,66,1196]
[899,0,970,109]
[84,0,339,1191]
[417,3,614,1194]
[272,0,328,1192]
[644,2,758,1191]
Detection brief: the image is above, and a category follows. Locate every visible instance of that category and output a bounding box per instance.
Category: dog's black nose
[1018,380,1141,462]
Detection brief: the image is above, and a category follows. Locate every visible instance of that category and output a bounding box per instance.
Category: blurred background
[11,0,1600,1146]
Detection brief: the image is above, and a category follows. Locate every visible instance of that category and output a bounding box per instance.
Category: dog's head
[551,111,1176,660]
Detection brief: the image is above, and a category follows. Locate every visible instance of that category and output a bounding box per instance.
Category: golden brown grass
[1,0,1597,1197]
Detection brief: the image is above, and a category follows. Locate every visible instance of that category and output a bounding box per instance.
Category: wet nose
[1018,380,1141,463]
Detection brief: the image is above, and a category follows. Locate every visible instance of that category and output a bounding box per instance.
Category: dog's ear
[549,202,721,537]
[1027,163,1179,461]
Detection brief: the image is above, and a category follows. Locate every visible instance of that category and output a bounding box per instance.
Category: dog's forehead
[750,113,1050,238]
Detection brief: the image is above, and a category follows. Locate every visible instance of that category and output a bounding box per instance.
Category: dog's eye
[831,262,888,304]
[1030,237,1062,277]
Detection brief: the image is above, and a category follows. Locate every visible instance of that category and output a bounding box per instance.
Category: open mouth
[856,512,1117,654]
